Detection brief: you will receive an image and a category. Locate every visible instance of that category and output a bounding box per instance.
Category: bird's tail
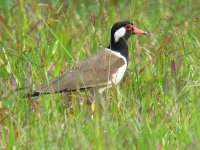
[27,91,51,97]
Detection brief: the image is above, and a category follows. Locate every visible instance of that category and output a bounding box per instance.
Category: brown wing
[34,48,125,94]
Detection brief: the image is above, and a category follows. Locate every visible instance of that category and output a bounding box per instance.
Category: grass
[0,0,200,149]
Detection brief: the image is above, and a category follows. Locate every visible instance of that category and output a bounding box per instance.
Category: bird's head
[111,21,148,43]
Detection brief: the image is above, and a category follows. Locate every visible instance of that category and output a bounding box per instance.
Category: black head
[108,21,148,61]
[111,21,148,43]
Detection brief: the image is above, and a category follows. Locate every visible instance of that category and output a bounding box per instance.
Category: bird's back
[32,48,126,95]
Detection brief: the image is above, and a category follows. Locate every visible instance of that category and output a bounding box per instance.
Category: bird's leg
[62,91,88,109]
[89,87,105,112]
[85,96,93,106]
[26,96,41,120]
[62,91,73,108]
[83,88,95,106]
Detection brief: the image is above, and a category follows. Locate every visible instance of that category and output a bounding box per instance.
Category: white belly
[98,48,127,93]
[111,63,127,85]
[99,49,127,93]
[98,64,127,94]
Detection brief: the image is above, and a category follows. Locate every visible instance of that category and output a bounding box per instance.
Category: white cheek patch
[114,27,126,42]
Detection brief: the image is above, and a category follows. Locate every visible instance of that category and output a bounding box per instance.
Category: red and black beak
[131,25,148,35]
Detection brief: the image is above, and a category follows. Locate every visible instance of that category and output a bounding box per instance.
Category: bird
[30,21,148,97]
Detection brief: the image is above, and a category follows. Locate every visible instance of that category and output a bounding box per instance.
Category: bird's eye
[125,24,131,30]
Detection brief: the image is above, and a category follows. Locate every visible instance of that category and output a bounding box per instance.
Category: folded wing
[32,48,125,95]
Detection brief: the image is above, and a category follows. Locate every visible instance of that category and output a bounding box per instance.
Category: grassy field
[0,0,200,149]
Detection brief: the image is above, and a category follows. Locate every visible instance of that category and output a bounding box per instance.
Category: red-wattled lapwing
[30,21,148,97]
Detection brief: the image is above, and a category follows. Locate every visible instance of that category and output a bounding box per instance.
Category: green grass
[0,0,200,149]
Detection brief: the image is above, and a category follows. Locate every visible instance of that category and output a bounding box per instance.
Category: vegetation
[0,0,199,149]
